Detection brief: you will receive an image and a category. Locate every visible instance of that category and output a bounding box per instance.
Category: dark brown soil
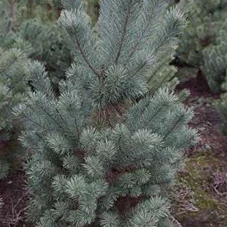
[175,75,227,227]
[0,168,29,227]
[176,70,218,98]
[177,74,227,157]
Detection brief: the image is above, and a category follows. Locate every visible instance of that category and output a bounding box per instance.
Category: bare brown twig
[0,191,29,227]
[9,0,17,31]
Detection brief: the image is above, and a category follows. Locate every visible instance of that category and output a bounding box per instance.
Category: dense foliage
[176,0,227,69]
[0,47,31,179]
[15,0,199,226]
[203,22,227,93]
[213,27,227,131]
[0,0,28,178]
[85,0,99,24]
[0,0,69,179]
[0,0,73,85]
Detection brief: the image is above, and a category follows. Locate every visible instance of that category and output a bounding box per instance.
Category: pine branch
[147,59,169,84]
[55,108,68,127]
[8,73,27,91]
[74,38,100,77]
[0,52,23,77]
[37,103,64,130]
[144,106,163,127]
[115,0,133,64]
[22,112,43,129]
[162,115,184,141]
[127,22,150,61]
[147,71,173,95]
[126,62,147,81]
[176,135,196,150]
[74,117,80,139]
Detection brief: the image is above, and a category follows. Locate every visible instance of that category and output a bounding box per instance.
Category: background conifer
[176,0,227,68]
[0,46,31,178]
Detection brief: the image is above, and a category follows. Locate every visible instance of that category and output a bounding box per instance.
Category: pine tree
[18,0,198,226]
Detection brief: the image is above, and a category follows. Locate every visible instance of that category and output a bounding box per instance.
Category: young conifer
[18,0,198,226]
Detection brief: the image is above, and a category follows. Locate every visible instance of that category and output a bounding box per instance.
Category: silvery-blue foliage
[18,0,198,226]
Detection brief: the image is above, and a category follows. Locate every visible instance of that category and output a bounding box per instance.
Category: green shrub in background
[176,0,227,68]
[0,0,18,48]
[85,0,100,24]
[211,26,227,131]
[18,19,72,85]
[0,0,71,178]
[0,47,31,179]
[0,0,29,179]
[16,0,198,226]
[0,0,73,86]
[0,0,111,86]
[202,22,227,93]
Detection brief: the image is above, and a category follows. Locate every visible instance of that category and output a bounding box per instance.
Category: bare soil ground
[0,167,28,227]
[175,74,227,227]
